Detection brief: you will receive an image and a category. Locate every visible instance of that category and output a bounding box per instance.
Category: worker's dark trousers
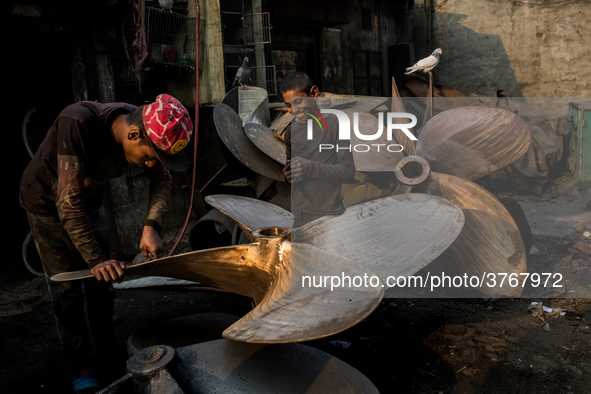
[27,211,116,372]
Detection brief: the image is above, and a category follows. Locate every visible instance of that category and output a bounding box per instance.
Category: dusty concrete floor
[1,176,590,394]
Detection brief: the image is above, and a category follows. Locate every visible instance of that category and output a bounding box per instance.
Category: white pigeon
[158,0,173,13]
[405,48,442,75]
[231,57,251,89]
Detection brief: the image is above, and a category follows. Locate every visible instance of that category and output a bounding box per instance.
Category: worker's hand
[283,160,292,183]
[140,225,163,260]
[289,157,311,182]
[91,260,125,283]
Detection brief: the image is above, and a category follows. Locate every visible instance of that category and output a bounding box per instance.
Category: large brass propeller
[51,226,383,344]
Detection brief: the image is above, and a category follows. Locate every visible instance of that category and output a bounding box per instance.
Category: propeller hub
[252,226,292,241]
[252,226,291,266]
[127,345,175,377]
[395,155,430,186]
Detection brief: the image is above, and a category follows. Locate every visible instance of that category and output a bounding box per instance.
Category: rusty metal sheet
[51,227,382,344]
[213,103,285,181]
[416,106,532,181]
[205,194,293,242]
[292,193,465,291]
[173,339,380,393]
[244,123,287,165]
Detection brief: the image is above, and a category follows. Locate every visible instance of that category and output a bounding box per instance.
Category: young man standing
[19,93,193,393]
[281,71,355,227]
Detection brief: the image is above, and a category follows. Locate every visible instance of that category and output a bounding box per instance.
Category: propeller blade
[50,244,274,303]
[213,103,285,181]
[343,110,406,172]
[205,194,293,242]
[292,193,465,292]
[244,123,287,165]
[223,241,383,343]
[245,91,271,126]
[422,172,527,296]
[416,106,531,181]
[221,87,239,113]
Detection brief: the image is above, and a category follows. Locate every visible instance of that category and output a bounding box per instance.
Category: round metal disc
[173,339,380,393]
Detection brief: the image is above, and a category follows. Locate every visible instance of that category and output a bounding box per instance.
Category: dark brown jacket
[285,103,355,216]
[20,101,171,268]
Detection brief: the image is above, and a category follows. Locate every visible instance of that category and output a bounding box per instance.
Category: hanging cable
[168,0,200,257]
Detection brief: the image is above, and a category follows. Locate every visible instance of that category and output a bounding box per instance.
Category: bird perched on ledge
[159,0,174,13]
[231,57,251,89]
[405,48,442,76]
